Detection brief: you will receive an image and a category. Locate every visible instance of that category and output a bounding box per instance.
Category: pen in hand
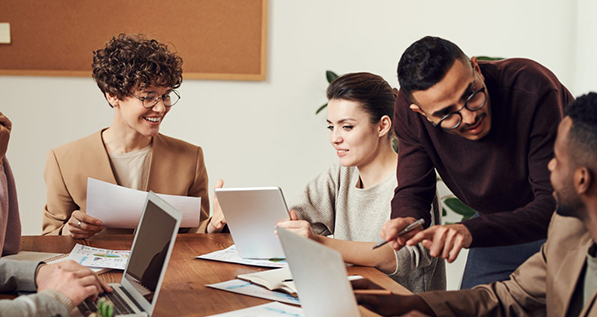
[371,218,425,250]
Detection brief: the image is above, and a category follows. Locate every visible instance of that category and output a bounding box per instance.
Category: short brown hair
[92,34,183,106]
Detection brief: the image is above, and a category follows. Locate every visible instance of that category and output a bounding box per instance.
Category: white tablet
[215,187,290,259]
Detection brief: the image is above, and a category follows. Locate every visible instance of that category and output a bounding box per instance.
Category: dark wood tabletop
[17,233,410,316]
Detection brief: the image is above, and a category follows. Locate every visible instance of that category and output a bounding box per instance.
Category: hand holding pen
[372,218,425,250]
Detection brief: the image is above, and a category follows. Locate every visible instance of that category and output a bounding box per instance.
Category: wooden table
[19,233,410,316]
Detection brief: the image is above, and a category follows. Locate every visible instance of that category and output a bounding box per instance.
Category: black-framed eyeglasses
[433,86,487,130]
[133,90,180,109]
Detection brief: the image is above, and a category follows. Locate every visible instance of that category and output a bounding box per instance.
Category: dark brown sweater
[391,58,573,247]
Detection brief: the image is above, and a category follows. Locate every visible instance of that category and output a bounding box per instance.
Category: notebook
[277,227,361,317]
[215,187,289,259]
[237,267,297,296]
[76,191,182,317]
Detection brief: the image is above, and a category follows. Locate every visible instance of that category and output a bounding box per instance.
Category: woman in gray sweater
[277,72,445,292]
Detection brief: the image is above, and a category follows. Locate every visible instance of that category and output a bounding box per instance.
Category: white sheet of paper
[196,245,288,268]
[205,302,304,317]
[86,178,201,228]
[207,279,301,306]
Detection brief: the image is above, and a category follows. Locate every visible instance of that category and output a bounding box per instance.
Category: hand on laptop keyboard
[36,260,112,305]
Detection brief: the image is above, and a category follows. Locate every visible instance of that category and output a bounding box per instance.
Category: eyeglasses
[433,86,487,130]
[133,90,180,109]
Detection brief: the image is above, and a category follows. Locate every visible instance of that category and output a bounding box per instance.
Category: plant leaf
[444,197,477,221]
[391,137,399,154]
[326,70,339,83]
[315,103,328,114]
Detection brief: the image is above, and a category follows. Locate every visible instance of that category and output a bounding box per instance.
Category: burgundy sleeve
[463,89,572,247]
[390,92,437,227]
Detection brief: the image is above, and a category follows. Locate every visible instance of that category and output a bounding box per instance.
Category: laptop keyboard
[78,288,136,316]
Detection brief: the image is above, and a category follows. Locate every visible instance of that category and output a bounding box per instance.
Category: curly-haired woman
[42,34,225,237]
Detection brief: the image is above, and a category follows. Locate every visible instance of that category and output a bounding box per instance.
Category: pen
[353,289,393,296]
[371,218,425,250]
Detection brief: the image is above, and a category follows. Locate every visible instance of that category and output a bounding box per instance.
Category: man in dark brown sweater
[379,36,573,288]
[356,92,597,317]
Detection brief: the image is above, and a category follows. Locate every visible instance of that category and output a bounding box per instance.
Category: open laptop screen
[124,197,177,303]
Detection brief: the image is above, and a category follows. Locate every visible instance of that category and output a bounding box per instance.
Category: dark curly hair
[92,34,183,107]
[397,36,468,103]
[326,72,397,127]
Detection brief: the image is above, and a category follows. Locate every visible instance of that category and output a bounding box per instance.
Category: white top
[290,163,445,292]
[108,144,152,190]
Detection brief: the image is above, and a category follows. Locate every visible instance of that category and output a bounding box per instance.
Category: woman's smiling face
[109,85,173,137]
[327,98,384,169]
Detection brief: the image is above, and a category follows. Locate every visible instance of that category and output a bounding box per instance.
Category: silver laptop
[77,191,182,317]
[277,227,360,317]
[215,187,289,259]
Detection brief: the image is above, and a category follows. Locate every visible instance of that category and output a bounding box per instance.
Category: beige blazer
[42,130,210,235]
[419,213,597,317]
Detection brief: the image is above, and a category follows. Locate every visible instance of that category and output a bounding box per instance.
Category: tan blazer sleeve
[191,147,210,233]
[42,150,77,235]
[417,216,575,316]
[418,247,547,316]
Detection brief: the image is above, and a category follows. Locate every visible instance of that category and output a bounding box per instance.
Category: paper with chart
[207,279,300,306]
[67,244,130,270]
[205,302,304,316]
[86,178,201,228]
[196,245,287,268]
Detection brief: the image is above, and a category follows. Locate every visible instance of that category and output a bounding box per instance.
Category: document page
[207,279,300,306]
[196,245,287,268]
[67,243,130,270]
[86,178,201,228]
[206,302,304,316]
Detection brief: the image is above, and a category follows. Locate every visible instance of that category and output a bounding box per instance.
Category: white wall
[0,0,588,289]
[575,0,597,95]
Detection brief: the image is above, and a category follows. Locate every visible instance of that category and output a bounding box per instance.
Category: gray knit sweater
[290,163,445,293]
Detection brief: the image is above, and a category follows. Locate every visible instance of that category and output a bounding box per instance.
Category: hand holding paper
[64,210,104,238]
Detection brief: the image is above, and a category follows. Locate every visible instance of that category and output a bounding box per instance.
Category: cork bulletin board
[0,0,268,81]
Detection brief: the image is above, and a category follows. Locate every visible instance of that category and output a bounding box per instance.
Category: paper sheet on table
[207,279,301,306]
[205,302,304,317]
[196,245,287,268]
[67,243,130,270]
[86,178,201,228]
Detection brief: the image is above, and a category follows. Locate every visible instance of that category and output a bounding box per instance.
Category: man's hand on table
[352,278,434,317]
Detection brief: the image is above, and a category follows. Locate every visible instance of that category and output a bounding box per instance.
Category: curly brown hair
[92,34,183,107]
